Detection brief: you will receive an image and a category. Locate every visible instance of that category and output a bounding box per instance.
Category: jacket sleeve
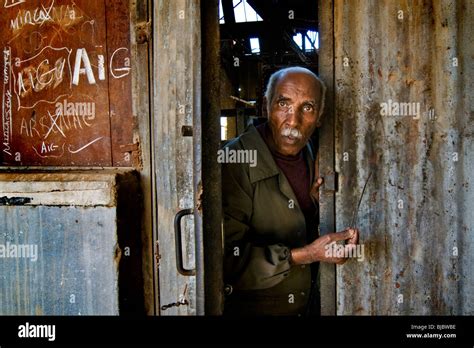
[222,159,292,291]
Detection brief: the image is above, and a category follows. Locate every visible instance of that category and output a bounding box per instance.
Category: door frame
[318,0,337,316]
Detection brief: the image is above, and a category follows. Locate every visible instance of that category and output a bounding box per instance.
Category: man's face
[267,72,322,156]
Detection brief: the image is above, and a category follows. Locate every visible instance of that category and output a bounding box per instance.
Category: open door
[152,0,223,316]
[318,0,473,315]
[152,0,202,315]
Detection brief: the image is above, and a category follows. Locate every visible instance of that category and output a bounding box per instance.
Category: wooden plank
[0,0,111,165]
[105,0,136,167]
[0,0,135,167]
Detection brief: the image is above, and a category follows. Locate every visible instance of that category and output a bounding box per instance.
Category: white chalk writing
[68,136,103,153]
[9,1,82,33]
[32,142,64,158]
[97,54,105,80]
[4,0,26,9]
[13,45,72,109]
[72,48,96,85]
[20,107,94,139]
[110,47,131,79]
[2,46,12,156]
[10,0,55,30]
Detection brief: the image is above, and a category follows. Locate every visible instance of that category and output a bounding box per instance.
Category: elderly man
[222,66,359,316]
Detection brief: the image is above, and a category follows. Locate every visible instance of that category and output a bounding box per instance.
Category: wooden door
[153,0,202,316]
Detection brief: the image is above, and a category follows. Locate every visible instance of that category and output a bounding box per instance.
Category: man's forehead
[274,72,321,99]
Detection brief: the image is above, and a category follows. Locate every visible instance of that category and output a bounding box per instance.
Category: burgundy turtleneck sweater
[256,122,317,240]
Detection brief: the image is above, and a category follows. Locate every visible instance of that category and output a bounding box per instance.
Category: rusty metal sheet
[0,171,144,315]
[0,206,118,315]
[0,0,134,166]
[0,173,119,315]
[329,0,473,314]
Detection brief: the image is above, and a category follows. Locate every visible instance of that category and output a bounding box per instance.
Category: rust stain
[377,68,383,78]
[334,0,473,315]
[114,243,122,265]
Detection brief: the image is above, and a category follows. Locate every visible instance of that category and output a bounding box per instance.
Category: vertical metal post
[199,0,223,315]
[318,0,336,316]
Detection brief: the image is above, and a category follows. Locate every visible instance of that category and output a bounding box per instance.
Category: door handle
[174,208,195,276]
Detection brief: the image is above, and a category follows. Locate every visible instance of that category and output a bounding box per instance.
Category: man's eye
[303,105,314,112]
[278,100,287,107]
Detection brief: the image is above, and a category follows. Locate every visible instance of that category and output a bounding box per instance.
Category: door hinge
[136,21,151,44]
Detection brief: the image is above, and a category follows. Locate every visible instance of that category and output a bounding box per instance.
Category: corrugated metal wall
[333,0,473,314]
[0,174,120,315]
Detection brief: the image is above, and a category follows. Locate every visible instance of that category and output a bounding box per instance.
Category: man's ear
[315,113,323,128]
[262,96,269,118]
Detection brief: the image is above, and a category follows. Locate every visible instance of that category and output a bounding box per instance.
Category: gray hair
[264,67,326,117]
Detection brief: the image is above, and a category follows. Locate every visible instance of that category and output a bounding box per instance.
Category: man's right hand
[290,228,359,265]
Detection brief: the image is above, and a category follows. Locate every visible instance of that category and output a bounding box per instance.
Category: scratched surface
[0,205,118,315]
[0,0,134,166]
[330,0,474,314]
[154,0,200,315]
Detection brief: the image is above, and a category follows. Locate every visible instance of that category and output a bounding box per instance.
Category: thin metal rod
[350,171,372,228]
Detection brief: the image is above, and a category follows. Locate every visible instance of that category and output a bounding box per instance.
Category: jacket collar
[239,124,315,186]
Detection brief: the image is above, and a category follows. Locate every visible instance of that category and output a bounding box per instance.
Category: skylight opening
[219,0,225,24]
[293,30,319,51]
[233,0,263,23]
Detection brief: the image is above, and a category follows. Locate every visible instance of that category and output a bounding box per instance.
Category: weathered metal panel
[153,0,200,315]
[0,171,144,315]
[332,0,473,314]
[0,174,119,315]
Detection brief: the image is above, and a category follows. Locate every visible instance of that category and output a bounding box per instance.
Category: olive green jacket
[222,125,318,316]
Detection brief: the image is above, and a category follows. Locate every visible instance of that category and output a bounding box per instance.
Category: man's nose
[286,105,302,126]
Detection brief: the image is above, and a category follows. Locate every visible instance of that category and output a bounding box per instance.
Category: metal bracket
[323,171,338,193]
[119,142,140,153]
[181,125,193,137]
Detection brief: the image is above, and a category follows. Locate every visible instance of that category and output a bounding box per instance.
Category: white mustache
[281,127,302,139]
